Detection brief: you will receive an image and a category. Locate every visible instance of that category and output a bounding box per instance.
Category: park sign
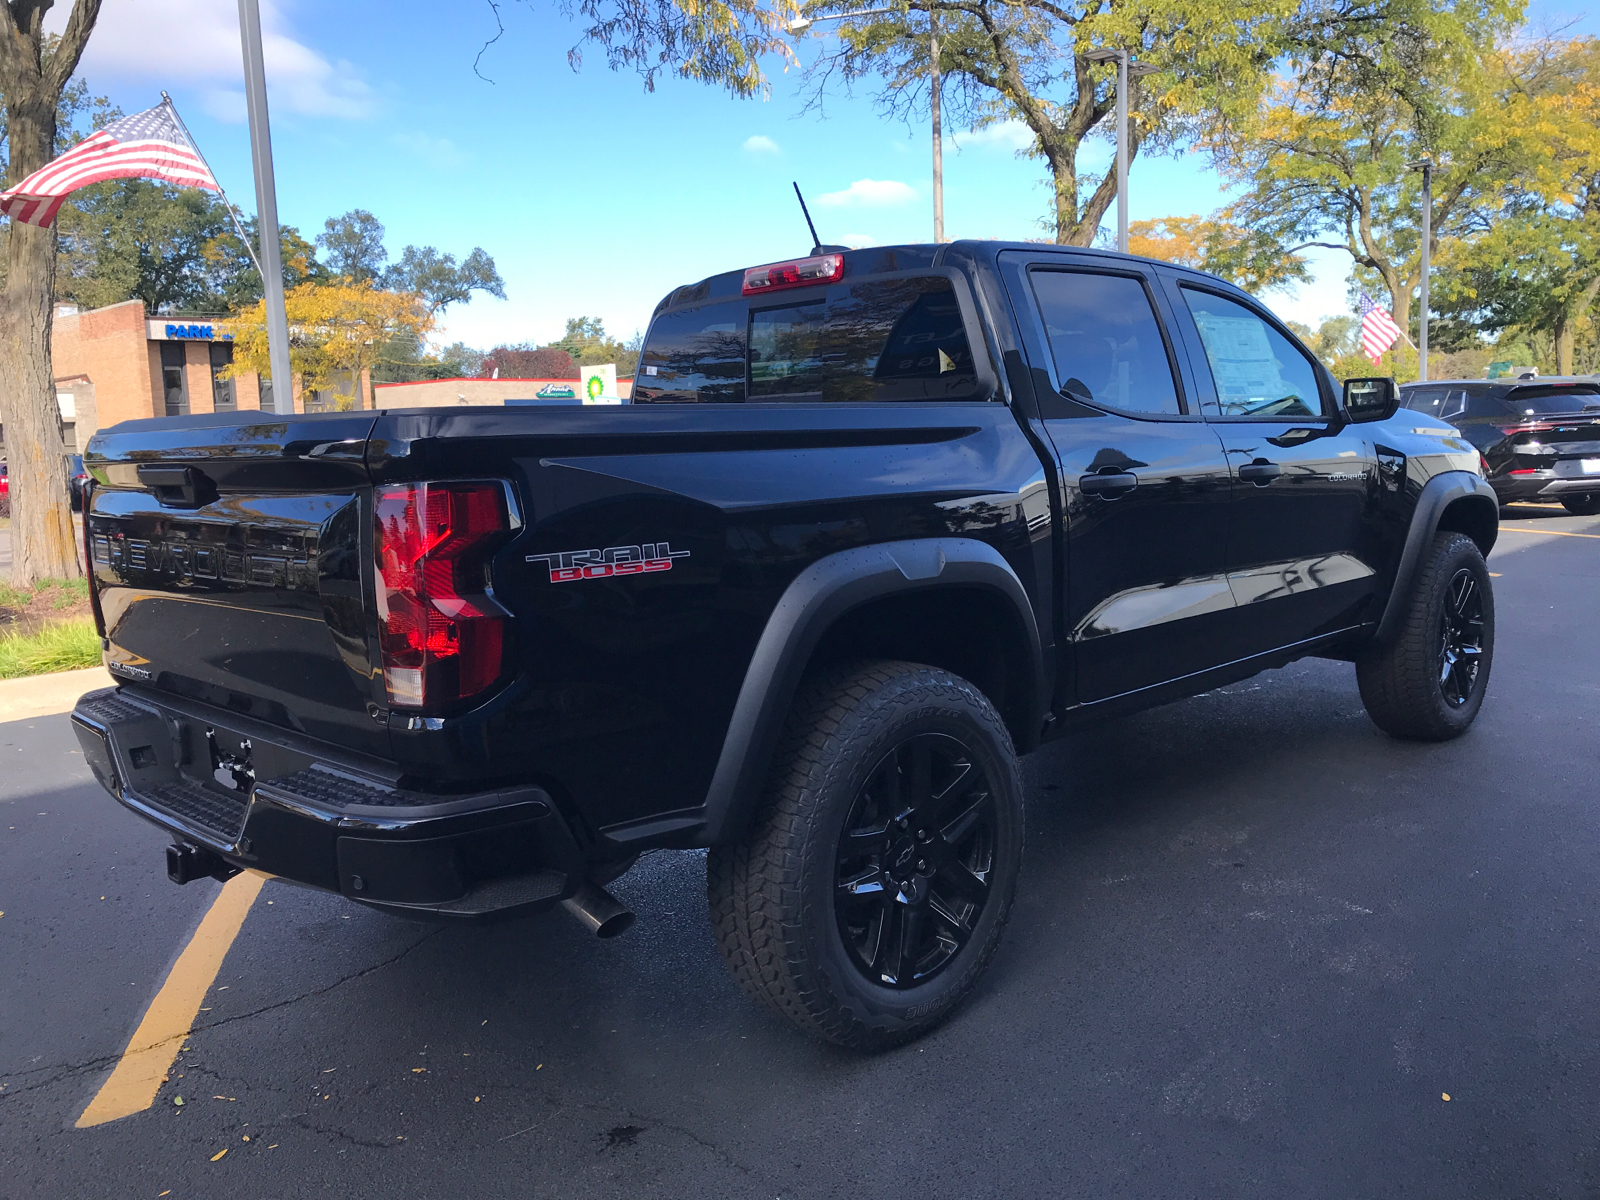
[147,321,233,341]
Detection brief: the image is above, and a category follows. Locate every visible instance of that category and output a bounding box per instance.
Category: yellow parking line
[1498,527,1600,540]
[75,872,266,1128]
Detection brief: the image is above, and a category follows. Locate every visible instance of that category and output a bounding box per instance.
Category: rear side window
[635,274,982,403]
[1403,386,1448,413]
[1404,387,1468,419]
[1028,270,1180,415]
[825,277,978,401]
[634,301,746,403]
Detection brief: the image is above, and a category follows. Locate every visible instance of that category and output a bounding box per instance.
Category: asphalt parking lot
[2,503,1597,1199]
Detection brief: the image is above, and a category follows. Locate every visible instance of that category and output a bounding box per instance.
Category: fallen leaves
[1442,1093,1451,1101]
[172,1096,184,1107]
[210,1149,227,1162]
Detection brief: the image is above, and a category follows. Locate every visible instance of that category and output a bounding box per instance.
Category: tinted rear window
[635,275,981,403]
[634,301,747,403]
[1502,385,1600,416]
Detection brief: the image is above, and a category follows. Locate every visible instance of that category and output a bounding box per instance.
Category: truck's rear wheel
[707,660,1023,1050]
[1357,531,1494,740]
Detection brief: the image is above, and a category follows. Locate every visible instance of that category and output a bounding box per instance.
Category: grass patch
[0,619,102,679]
[0,577,89,610]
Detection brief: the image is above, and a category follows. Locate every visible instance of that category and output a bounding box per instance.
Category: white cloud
[953,120,1035,153]
[817,179,917,208]
[61,0,375,122]
[838,233,877,248]
[391,132,469,170]
[742,135,780,154]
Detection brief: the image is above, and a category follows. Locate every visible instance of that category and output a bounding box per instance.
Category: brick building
[0,299,366,459]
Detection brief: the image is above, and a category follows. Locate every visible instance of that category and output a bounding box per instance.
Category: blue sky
[59,0,1595,353]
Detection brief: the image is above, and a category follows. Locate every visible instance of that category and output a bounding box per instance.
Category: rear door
[84,412,387,757]
[1163,279,1385,658]
[999,251,1235,703]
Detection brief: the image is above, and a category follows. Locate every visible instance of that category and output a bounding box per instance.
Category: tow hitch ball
[166,842,240,886]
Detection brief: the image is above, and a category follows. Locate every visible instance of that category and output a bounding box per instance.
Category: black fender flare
[1374,470,1498,644]
[699,537,1046,845]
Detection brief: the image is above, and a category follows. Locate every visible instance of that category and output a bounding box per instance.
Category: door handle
[1079,471,1138,498]
[1237,459,1282,485]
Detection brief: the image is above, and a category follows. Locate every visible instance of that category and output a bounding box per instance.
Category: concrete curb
[0,665,114,722]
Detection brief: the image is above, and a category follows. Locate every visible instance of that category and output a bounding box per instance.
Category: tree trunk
[0,97,79,584]
[1559,272,1600,376]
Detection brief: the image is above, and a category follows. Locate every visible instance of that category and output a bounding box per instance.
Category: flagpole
[159,92,267,284]
[237,0,295,416]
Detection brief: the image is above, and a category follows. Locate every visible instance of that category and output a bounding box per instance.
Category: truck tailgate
[84,412,387,757]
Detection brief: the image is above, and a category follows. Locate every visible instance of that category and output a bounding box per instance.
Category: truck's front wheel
[707,660,1023,1050]
[1357,531,1495,740]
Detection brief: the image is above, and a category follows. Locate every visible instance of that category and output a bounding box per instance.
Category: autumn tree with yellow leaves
[1434,37,1600,374]
[227,283,432,411]
[1207,17,1575,341]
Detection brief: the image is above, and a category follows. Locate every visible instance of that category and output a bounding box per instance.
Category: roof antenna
[793,182,823,255]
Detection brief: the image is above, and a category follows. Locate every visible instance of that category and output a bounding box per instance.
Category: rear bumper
[1491,470,1600,502]
[71,686,589,921]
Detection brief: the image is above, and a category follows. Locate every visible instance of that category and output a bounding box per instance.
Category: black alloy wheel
[834,733,996,989]
[1356,531,1494,741]
[1438,568,1486,708]
[707,660,1024,1049]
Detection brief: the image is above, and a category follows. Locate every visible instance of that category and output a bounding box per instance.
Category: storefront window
[210,341,236,411]
[160,342,188,416]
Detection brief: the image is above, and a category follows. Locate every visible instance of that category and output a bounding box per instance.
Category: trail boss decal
[526,542,690,583]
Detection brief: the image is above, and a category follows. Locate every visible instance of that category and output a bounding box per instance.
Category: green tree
[1434,38,1600,374]
[1128,214,1309,291]
[546,316,640,375]
[316,209,387,283]
[55,181,325,312]
[386,244,505,318]
[1210,18,1554,337]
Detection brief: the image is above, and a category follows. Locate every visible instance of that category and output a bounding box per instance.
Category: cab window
[825,277,978,401]
[1028,269,1180,416]
[1182,288,1325,419]
[634,300,746,403]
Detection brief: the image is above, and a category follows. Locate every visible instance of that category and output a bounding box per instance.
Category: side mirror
[1343,376,1398,423]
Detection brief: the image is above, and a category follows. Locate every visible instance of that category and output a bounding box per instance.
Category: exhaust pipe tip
[561,880,635,939]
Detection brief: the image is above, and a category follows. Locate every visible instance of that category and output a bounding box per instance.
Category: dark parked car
[68,454,89,510]
[1401,377,1600,515]
[73,241,1498,1048]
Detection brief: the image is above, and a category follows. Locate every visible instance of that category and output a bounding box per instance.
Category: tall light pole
[790,8,944,241]
[238,0,294,415]
[1083,46,1156,254]
[1408,157,1433,382]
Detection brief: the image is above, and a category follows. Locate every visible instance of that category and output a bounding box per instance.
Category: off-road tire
[1357,531,1494,740]
[707,660,1024,1051]
[1560,494,1600,516]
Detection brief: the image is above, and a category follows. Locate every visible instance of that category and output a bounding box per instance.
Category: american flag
[0,101,218,229]
[1359,294,1403,364]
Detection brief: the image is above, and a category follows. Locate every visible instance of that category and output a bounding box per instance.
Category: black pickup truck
[74,241,1498,1049]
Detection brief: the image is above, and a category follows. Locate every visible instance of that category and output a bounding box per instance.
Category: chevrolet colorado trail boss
[73,242,1498,1049]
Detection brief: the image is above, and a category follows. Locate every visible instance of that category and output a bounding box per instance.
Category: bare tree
[0,0,101,584]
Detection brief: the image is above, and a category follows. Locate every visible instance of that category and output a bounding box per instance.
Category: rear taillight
[1508,468,1539,476]
[1495,422,1553,435]
[741,252,844,296]
[374,481,512,710]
